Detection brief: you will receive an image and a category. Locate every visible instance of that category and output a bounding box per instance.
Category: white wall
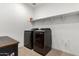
[32,14,79,55]
[0,3,33,47]
[34,3,79,20]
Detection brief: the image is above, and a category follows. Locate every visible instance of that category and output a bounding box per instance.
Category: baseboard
[52,47,75,56]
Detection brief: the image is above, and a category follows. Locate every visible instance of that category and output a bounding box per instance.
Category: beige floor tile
[18,47,74,56]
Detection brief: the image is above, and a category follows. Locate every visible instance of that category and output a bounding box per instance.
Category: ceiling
[26,3,43,8]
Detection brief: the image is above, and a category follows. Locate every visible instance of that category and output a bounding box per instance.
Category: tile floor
[18,47,74,56]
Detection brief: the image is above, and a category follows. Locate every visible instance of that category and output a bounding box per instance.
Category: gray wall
[32,14,79,55]
[0,3,33,47]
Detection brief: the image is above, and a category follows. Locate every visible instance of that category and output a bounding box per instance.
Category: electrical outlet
[65,42,67,48]
[65,40,70,49]
[67,40,70,48]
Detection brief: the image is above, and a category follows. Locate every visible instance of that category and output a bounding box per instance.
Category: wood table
[0,36,19,56]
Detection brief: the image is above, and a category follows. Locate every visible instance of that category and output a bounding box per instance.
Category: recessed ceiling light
[32,3,36,5]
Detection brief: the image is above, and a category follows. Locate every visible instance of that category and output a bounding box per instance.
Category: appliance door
[34,32,44,49]
[24,31,33,49]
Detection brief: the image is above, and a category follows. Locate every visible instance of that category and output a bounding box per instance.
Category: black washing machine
[24,28,38,49]
[33,28,52,56]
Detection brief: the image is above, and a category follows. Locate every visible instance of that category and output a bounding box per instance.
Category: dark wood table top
[0,36,19,48]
